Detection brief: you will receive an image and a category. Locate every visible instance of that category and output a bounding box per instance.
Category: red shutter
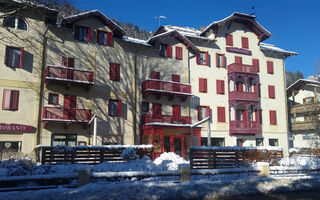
[216,80,225,94]
[172,105,181,117]
[252,59,259,72]
[4,46,9,66]
[268,85,275,99]
[110,62,115,80]
[235,56,242,64]
[205,51,209,65]
[10,90,19,111]
[107,32,113,46]
[19,47,23,68]
[152,103,161,115]
[2,89,11,110]
[117,100,122,117]
[217,107,225,122]
[96,30,100,43]
[172,74,180,82]
[175,46,182,60]
[68,57,74,68]
[206,106,210,118]
[166,45,172,58]
[216,53,219,67]
[196,53,200,64]
[241,37,249,49]
[222,55,226,68]
[259,110,262,124]
[204,79,207,92]
[197,106,201,121]
[270,110,277,125]
[226,34,233,46]
[267,61,274,74]
[243,110,248,121]
[87,28,92,42]
[199,78,207,93]
[115,63,120,81]
[74,26,80,40]
[151,71,160,79]
[62,57,68,66]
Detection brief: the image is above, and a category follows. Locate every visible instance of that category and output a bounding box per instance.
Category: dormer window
[97,30,113,46]
[159,44,172,58]
[3,16,27,31]
[75,26,92,42]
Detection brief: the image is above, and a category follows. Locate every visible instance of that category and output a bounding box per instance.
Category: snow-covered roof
[286,79,320,96]
[200,12,272,42]
[11,0,58,12]
[122,36,150,46]
[260,43,298,57]
[61,10,126,37]
[164,25,211,41]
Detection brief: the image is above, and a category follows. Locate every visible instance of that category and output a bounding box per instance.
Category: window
[0,141,22,152]
[48,93,59,105]
[171,74,180,82]
[303,97,314,104]
[199,78,207,93]
[75,26,92,42]
[225,34,233,46]
[201,137,225,147]
[152,103,162,115]
[52,134,77,146]
[241,37,249,49]
[2,89,19,111]
[235,56,242,64]
[216,80,225,95]
[3,16,27,30]
[159,44,172,58]
[97,30,112,46]
[252,59,259,72]
[109,62,120,81]
[269,110,277,125]
[108,99,122,117]
[269,139,279,146]
[197,51,209,65]
[197,106,210,120]
[268,85,275,99]
[141,102,149,112]
[237,139,243,147]
[175,46,183,60]
[172,105,181,117]
[267,61,274,74]
[5,46,23,68]
[62,57,74,68]
[151,71,160,79]
[217,107,226,122]
[256,138,264,146]
[216,53,225,68]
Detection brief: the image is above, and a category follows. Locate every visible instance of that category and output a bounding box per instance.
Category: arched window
[3,16,27,30]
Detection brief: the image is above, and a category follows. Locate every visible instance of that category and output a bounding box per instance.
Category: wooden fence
[190,147,283,169]
[36,145,153,164]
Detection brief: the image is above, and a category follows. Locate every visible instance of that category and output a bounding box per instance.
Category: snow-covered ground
[1,151,320,199]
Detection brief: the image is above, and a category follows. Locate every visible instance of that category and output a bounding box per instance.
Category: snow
[154,152,189,170]
[260,42,298,56]
[122,36,150,46]
[191,146,283,151]
[289,147,301,153]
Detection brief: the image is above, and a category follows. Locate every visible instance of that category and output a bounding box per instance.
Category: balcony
[45,65,94,90]
[229,91,259,102]
[229,120,261,135]
[291,121,320,132]
[228,63,258,74]
[42,107,91,128]
[290,103,320,115]
[142,79,192,101]
[143,114,192,125]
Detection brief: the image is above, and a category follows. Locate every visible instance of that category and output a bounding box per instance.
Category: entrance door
[64,95,76,120]
[173,137,182,156]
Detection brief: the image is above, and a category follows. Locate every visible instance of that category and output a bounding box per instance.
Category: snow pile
[154,152,189,170]
[289,147,301,153]
[121,148,139,162]
[278,155,320,167]
[0,159,43,176]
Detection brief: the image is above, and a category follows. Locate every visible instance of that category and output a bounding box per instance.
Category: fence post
[100,148,105,163]
[78,169,91,187]
[179,164,191,182]
[41,147,46,164]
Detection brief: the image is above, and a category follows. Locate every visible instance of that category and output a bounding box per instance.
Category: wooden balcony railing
[142,79,192,99]
[290,103,320,115]
[228,63,258,74]
[229,91,259,102]
[291,121,319,132]
[143,114,192,125]
[42,107,91,122]
[229,120,261,135]
[45,65,94,89]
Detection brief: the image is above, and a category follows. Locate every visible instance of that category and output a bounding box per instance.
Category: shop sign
[226,47,252,55]
[0,123,34,133]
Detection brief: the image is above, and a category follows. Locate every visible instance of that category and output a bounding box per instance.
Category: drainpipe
[88,114,97,145]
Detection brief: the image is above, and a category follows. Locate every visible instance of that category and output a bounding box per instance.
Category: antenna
[154,16,166,27]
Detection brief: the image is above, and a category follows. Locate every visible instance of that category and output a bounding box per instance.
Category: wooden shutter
[166,45,172,58]
[252,59,259,72]
[117,100,122,117]
[206,106,210,118]
[152,103,161,115]
[196,53,200,64]
[68,57,74,68]
[109,62,115,80]
[205,52,209,65]
[107,32,113,46]
[268,85,275,99]
[199,78,207,93]
[175,46,182,60]
[241,37,249,49]
[267,61,274,74]
[19,47,23,68]
[217,107,225,122]
[217,80,225,94]
[197,106,201,121]
[172,74,180,82]
[2,89,11,110]
[62,57,68,66]
[87,28,92,42]
[172,105,181,117]
[10,90,19,111]
[270,110,277,125]
[115,63,120,81]
[4,46,9,66]
[235,56,242,64]
[69,95,77,109]
[259,110,262,124]
[151,71,160,79]
[226,34,233,46]
[216,53,225,67]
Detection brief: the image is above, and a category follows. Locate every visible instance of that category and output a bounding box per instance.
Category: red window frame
[74,25,92,42]
[252,59,259,72]
[196,51,209,66]
[217,107,226,122]
[109,62,120,81]
[267,61,274,74]
[216,80,225,95]
[241,37,249,49]
[5,46,23,68]
[48,93,59,105]
[216,53,226,68]
[225,34,233,46]
[96,29,113,46]
[268,85,275,99]
[197,106,210,121]
[108,99,122,117]
[199,78,207,93]
[2,89,19,111]
[269,110,277,125]
[235,56,242,64]
[175,46,183,60]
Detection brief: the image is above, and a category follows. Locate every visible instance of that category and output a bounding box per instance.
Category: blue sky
[74,0,320,77]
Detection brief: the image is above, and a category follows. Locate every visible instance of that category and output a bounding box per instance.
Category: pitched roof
[260,43,298,58]
[164,25,211,41]
[286,79,320,96]
[200,12,272,42]
[61,10,126,37]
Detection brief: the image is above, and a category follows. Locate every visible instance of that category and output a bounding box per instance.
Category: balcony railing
[142,79,192,99]
[45,65,94,89]
[143,114,192,125]
[42,107,91,122]
[290,102,320,115]
[228,63,258,74]
[229,120,261,135]
[229,91,259,102]
[291,121,319,132]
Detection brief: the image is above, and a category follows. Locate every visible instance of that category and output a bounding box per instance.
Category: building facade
[0,1,297,157]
